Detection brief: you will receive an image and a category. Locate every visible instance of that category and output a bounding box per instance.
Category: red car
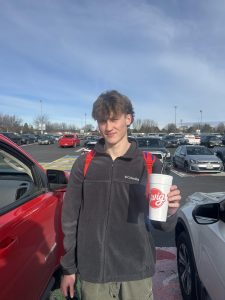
[58,133,80,148]
[0,134,68,300]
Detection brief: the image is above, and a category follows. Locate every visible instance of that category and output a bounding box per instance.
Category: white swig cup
[149,174,173,222]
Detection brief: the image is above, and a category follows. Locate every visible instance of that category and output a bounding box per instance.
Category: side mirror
[192,203,220,224]
[46,169,68,190]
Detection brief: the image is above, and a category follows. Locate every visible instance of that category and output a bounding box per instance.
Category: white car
[175,192,225,300]
[184,134,200,145]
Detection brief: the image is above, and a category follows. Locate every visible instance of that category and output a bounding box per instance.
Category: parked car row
[0,132,23,145]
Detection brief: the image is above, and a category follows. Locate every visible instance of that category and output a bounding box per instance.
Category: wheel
[184,161,189,173]
[172,158,177,168]
[177,232,199,300]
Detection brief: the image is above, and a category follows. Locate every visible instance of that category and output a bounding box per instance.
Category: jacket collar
[94,137,138,159]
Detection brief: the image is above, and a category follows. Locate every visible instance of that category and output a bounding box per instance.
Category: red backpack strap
[142,151,156,198]
[84,150,96,177]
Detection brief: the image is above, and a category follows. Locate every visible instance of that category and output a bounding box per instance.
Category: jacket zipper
[101,158,115,281]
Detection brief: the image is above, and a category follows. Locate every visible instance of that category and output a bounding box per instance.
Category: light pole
[200,110,203,130]
[84,113,87,134]
[174,106,177,128]
[40,100,43,134]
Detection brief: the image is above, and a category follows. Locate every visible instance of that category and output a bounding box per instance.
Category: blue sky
[1,0,225,129]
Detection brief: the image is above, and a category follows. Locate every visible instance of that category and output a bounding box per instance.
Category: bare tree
[132,119,142,131]
[0,114,23,132]
[163,123,177,133]
[216,122,225,134]
[33,114,49,132]
[133,119,159,133]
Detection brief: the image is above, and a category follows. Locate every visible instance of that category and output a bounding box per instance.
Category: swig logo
[150,188,166,208]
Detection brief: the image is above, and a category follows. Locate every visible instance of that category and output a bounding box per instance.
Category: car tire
[172,158,177,168]
[184,161,189,173]
[177,231,199,300]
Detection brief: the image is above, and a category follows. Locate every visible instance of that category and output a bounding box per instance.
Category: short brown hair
[92,90,135,123]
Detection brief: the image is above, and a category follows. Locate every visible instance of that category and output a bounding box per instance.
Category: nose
[105,120,113,131]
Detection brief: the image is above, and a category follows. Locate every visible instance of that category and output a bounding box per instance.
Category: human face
[98,113,132,147]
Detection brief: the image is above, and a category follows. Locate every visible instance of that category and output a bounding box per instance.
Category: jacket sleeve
[60,155,85,275]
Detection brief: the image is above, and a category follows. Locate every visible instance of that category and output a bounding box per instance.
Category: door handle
[0,237,18,256]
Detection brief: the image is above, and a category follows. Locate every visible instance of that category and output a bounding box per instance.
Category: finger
[168,201,180,207]
[69,284,75,298]
[170,185,178,191]
[168,189,181,198]
[60,283,68,297]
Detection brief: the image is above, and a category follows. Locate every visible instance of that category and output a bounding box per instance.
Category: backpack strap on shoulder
[84,150,96,177]
[142,151,156,198]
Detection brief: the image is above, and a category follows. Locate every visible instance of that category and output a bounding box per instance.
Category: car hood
[186,192,225,205]
[139,147,168,154]
[187,154,221,162]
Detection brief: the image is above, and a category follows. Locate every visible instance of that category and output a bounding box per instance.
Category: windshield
[187,147,213,155]
[64,135,74,138]
[137,138,163,147]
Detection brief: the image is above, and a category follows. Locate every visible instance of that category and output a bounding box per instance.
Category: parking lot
[21,143,225,299]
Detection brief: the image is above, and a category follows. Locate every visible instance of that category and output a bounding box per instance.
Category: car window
[0,149,36,211]
[187,147,213,155]
[137,138,163,147]
[180,147,186,155]
[174,146,181,155]
[86,143,96,149]
[64,135,74,138]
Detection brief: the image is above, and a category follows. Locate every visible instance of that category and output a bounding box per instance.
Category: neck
[105,137,130,160]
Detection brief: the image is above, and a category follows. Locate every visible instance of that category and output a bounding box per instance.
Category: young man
[60,90,181,300]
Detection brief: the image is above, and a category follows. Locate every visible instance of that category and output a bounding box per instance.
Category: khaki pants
[81,277,153,300]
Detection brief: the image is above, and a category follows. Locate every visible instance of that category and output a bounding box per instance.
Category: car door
[175,146,184,167]
[0,137,65,300]
[179,146,187,168]
[197,206,225,300]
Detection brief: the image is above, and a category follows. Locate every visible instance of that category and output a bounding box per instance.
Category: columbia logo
[125,175,139,182]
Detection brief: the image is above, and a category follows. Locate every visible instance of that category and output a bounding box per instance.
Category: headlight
[166,152,170,158]
[190,159,197,163]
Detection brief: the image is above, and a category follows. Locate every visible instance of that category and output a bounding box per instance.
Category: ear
[126,114,132,126]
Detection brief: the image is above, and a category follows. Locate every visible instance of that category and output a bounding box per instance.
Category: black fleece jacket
[61,139,177,283]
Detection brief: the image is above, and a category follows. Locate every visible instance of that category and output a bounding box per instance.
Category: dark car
[20,133,37,144]
[83,135,100,146]
[173,145,223,173]
[38,135,55,145]
[200,135,222,148]
[162,135,180,148]
[82,141,98,154]
[214,146,225,165]
[222,134,225,145]
[135,137,171,173]
[0,133,68,300]
[0,132,22,145]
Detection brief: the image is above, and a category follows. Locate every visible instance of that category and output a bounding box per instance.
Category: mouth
[105,132,115,137]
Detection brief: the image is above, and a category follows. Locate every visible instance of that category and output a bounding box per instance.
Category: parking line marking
[171,169,225,177]
[40,155,78,170]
